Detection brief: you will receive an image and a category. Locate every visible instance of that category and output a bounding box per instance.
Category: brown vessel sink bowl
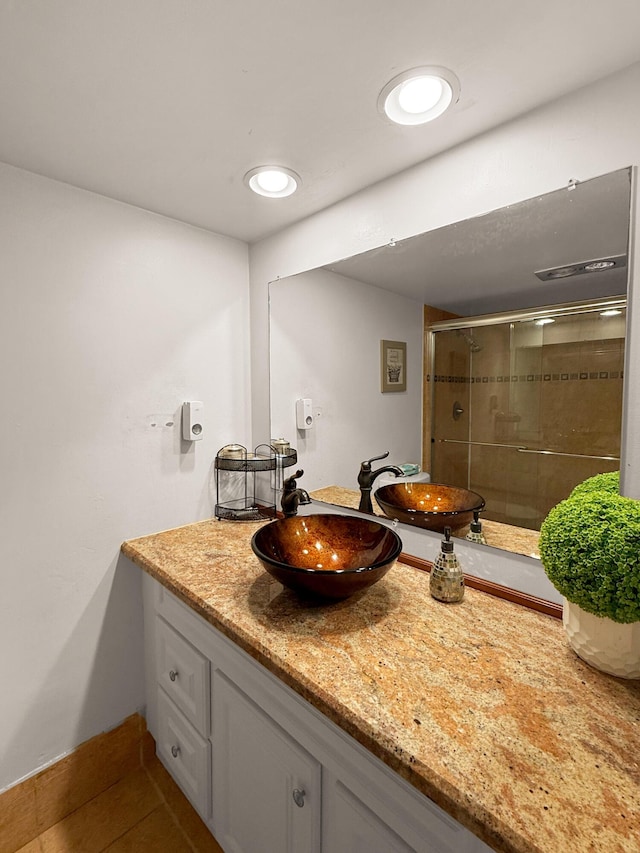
[374,483,485,532]
[251,513,402,600]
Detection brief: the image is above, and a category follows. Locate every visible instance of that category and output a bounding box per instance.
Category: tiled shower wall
[430,312,624,529]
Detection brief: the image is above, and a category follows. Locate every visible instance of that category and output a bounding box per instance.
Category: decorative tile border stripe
[427,371,623,383]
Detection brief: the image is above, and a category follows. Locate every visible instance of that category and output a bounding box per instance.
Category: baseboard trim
[0,713,148,853]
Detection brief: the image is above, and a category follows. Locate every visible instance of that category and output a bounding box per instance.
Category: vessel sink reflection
[251,513,402,599]
[375,483,485,532]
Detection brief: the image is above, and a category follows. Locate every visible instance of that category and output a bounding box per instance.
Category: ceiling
[324,168,631,316]
[2,1,640,244]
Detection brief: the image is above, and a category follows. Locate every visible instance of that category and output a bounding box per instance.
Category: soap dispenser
[466,510,487,545]
[430,526,465,603]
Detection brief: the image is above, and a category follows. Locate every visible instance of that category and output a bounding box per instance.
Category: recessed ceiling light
[535,318,555,326]
[244,166,301,198]
[378,66,460,126]
[600,308,623,317]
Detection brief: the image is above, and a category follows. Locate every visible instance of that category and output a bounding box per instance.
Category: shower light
[244,166,301,198]
[535,318,555,326]
[378,66,460,125]
[600,308,623,317]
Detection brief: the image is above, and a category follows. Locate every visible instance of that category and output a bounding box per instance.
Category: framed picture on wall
[380,340,406,392]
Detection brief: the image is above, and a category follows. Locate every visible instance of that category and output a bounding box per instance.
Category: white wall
[269,269,423,490]
[250,61,640,501]
[0,163,250,791]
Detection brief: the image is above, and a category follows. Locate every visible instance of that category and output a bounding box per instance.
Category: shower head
[456,329,482,352]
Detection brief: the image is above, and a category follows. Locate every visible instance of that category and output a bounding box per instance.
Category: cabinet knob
[170,744,180,758]
[292,788,305,808]
[169,669,178,682]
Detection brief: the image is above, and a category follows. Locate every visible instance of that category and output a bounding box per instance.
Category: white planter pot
[563,598,640,679]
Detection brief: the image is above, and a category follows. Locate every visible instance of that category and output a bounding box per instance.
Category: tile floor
[1,715,223,853]
[15,756,223,853]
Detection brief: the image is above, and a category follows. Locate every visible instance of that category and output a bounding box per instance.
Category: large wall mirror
[268,167,632,575]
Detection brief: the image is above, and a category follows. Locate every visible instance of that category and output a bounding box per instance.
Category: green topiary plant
[539,482,640,624]
[568,470,620,499]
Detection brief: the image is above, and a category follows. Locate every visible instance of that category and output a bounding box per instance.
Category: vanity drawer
[157,689,211,819]
[157,617,210,736]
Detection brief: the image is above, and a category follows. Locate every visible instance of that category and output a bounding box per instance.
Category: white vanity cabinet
[142,574,492,853]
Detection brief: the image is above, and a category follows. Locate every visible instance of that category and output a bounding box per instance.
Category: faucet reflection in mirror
[281,469,311,517]
[357,451,403,513]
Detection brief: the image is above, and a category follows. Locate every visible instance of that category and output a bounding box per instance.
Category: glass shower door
[431,304,624,531]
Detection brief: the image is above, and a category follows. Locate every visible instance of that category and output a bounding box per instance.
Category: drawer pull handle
[170,744,180,758]
[292,788,305,808]
[169,670,178,682]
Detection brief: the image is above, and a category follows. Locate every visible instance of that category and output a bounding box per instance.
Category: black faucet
[281,469,312,517]
[357,452,404,514]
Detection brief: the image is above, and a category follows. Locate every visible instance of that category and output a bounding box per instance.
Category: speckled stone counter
[310,485,541,558]
[122,518,640,853]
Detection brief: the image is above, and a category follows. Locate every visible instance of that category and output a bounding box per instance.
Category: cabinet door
[322,775,414,853]
[322,767,481,853]
[212,672,321,853]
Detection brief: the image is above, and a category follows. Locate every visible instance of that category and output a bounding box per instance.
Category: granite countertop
[122,518,640,853]
[309,486,541,558]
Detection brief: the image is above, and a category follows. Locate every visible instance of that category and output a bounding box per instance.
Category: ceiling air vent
[535,254,627,281]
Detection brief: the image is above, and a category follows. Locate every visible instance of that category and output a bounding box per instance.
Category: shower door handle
[516,448,620,461]
[440,439,527,450]
[438,439,619,462]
